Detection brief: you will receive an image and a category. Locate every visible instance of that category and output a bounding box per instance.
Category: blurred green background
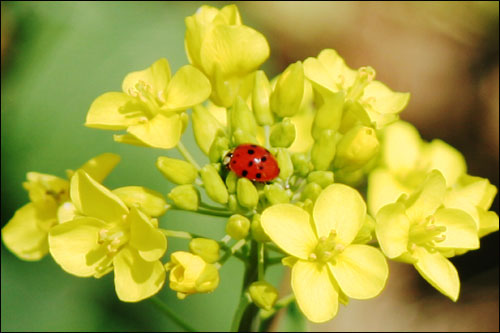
[1,1,498,332]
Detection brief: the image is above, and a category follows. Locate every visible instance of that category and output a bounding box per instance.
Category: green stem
[218,239,247,266]
[172,207,233,218]
[199,201,230,212]
[230,292,252,332]
[177,141,201,171]
[150,296,198,332]
[258,242,265,281]
[267,256,285,266]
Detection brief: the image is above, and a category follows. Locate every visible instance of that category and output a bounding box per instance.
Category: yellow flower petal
[260,204,317,260]
[328,244,388,299]
[413,246,459,301]
[85,92,146,130]
[113,246,166,302]
[163,65,211,112]
[57,202,78,223]
[70,170,128,222]
[128,207,167,262]
[362,81,410,115]
[313,184,366,245]
[200,24,269,78]
[433,208,479,250]
[169,251,207,294]
[303,49,356,92]
[292,260,339,323]
[405,170,446,223]
[184,5,220,67]
[478,208,499,238]
[127,113,182,149]
[381,121,422,175]
[375,202,410,258]
[2,203,52,261]
[48,217,107,277]
[113,134,151,147]
[77,153,121,183]
[122,58,171,97]
[112,186,169,217]
[424,139,466,187]
[368,169,411,216]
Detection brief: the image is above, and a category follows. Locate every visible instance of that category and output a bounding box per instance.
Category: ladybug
[224,144,280,182]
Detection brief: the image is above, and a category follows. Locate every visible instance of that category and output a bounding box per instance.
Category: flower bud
[270,61,304,117]
[232,128,258,146]
[230,96,257,137]
[237,178,259,209]
[270,118,296,148]
[226,214,251,239]
[264,183,290,204]
[307,171,334,188]
[301,183,322,202]
[311,129,337,171]
[228,194,242,212]
[189,238,220,263]
[156,156,198,185]
[252,70,274,126]
[225,171,238,194]
[112,186,169,217]
[334,125,379,170]
[180,112,189,134]
[251,214,270,242]
[249,281,279,311]
[208,130,230,163]
[168,185,199,211]
[311,91,344,140]
[192,104,224,155]
[291,153,312,177]
[276,149,294,180]
[201,164,229,204]
[167,251,220,298]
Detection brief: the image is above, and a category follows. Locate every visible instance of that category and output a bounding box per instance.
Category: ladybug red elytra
[225,144,280,182]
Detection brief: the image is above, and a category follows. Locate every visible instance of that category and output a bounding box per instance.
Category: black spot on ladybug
[261,156,267,162]
[247,149,255,155]
[248,161,253,167]
[256,173,262,179]
[232,160,237,164]
[259,166,264,170]
[242,170,248,177]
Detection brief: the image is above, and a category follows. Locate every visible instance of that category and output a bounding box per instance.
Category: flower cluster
[2,3,498,329]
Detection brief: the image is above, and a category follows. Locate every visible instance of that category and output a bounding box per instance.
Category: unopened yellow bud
[291,153,312,177]
[307,171,334,188]
[311,91,344,140]
[192,104,224,155]
[237,178,259,209]
[201,164,229,204]
[301,183,322,202]
[270,61,304,117]
[168,185,199,211]
[226,214,251,239]
[311,129,337,171]
[208,130,230,163]
[249,281,279,311]
[189,238,220,263]
[251,214,270,242]
[232,128,258,146]
[231,96,257,137]
[156,156,198,185]
[264,183,290,204]
[225,171,238,194]
[276,149,294,180]
[112,186,169,217]
[270,118,296,148]
[252,70,274,125]
[334,125,379,170]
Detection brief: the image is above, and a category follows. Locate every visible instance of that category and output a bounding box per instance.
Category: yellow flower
[375,170,479,301]
[261,184,388,323]
[86,58,211,149]
[2,153,120,261]
[368,121,467,216]
[48,170,167,302]
[303,49,410,129]
[165,251,220,299]
[185,4,270,107]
